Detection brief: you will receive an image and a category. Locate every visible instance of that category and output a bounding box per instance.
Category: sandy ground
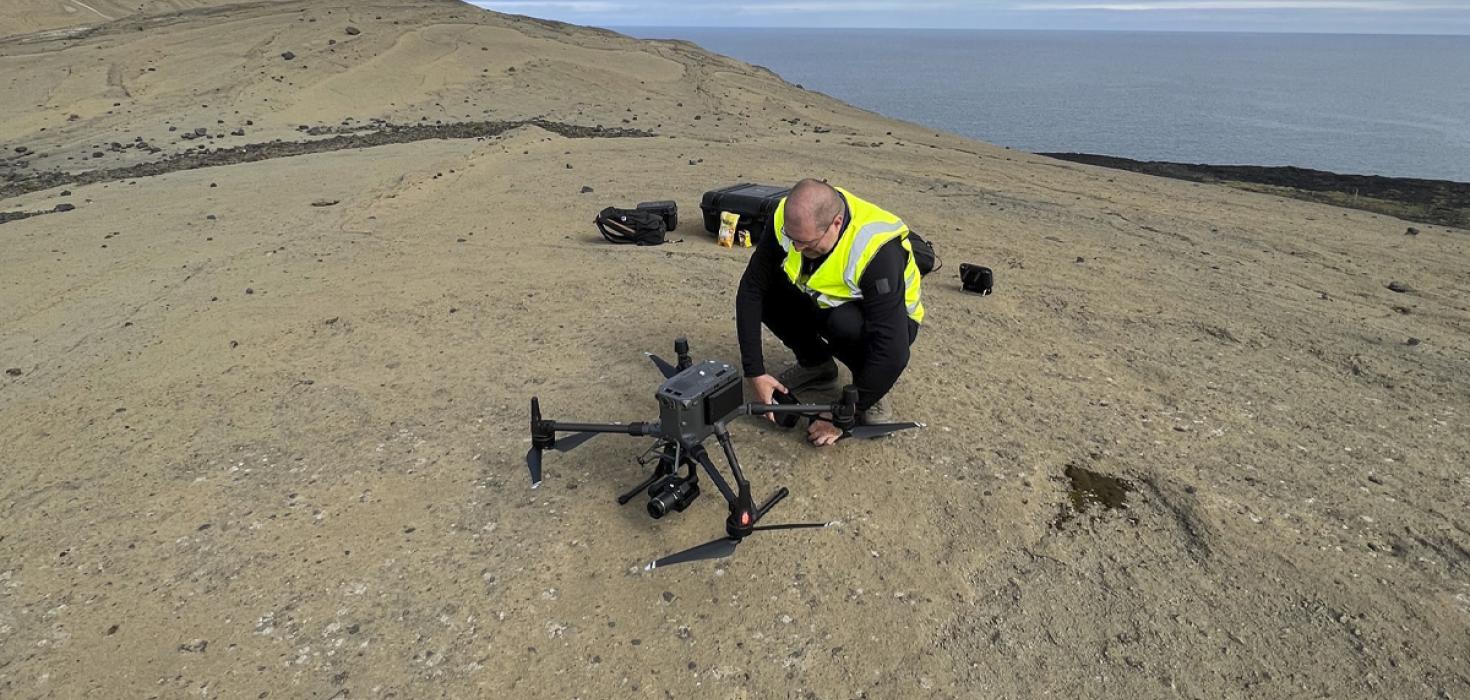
[2,2,1469,698]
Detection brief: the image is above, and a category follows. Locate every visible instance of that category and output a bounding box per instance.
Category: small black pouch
[959,263,993,295]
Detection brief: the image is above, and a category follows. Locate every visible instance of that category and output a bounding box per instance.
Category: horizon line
[600,24,1469,36]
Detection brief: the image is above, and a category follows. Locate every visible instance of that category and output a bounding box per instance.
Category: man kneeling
[736,179,925,446]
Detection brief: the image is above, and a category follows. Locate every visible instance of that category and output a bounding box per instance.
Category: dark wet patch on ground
[0,119,654,200]
[1053,462,1133,526]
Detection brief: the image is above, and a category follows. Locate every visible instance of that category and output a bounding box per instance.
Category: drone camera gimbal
[525,337,924,570]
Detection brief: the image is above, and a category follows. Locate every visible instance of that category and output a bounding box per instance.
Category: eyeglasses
[787,214,839,248]
[787,231,825,247]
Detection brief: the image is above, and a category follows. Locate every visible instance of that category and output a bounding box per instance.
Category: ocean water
[619,28,1470,183]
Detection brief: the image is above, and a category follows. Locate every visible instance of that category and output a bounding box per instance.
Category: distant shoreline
[1039,152,1470,230]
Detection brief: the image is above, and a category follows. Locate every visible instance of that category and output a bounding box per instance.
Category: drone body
[525,337,924,570]
[655,360,743,448]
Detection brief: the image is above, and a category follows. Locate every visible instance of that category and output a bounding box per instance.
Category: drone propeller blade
[526,446,543,488]
[750,521,831,532]
[527,397,545,487]
[645,536,740,571]
[553,431,598,453]
[644,352,679,379]
[846,421,926,440]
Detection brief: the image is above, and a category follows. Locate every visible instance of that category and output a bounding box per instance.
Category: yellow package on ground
[718,211,739,248]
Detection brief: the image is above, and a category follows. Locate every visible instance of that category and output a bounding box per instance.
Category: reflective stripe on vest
[772,187,924,324]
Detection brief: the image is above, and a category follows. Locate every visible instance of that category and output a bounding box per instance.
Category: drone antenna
[675,336,693,372]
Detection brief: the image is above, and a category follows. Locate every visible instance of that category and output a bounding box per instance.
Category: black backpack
[595,207,667,246]
[907,230,941,276]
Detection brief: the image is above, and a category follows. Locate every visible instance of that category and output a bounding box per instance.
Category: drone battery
[771,389,802,429]
[704,375,743,425]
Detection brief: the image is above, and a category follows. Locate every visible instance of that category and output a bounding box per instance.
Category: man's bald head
[785,179,843,239]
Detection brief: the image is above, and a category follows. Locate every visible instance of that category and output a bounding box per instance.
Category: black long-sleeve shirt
[736,207,913,410]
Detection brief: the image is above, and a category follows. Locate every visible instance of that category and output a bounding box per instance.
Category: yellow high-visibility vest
[772,187,925,324]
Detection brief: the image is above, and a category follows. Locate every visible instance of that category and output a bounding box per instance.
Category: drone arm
[545,420,657,436]
[742,386,860,430]
[741,402,839,418]
[713,426,750,497]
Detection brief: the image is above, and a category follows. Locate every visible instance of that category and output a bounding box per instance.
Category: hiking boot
[777,359,838,393]
[859,394,893,425]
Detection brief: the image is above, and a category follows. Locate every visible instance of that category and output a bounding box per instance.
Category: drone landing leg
[617,442,678,505]
[690,445,736,505]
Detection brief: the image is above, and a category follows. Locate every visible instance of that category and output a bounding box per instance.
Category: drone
[526,337,925,571]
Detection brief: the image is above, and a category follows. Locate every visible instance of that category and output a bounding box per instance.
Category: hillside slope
[2,2,1468,697]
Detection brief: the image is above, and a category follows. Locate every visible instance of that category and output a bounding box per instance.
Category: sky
[467,0,1470,34]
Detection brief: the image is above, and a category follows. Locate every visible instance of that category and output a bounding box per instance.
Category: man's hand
[748,374,788,423]
[807,412,842,447]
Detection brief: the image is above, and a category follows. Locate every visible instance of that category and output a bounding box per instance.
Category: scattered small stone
[197,523,212,531]
[579,185,593,194]
[345,26,361,35]
[688,159,697,166]
[1405,227,1419,235]
[194,127,207,136]
[229,340,239,349]
[92,151,103,158]
[661,591,674,603]
[59,190,72,196]
[565,163,572,169]
[1075,256,1085,263]
[178,639,208,653]
[105,624,119,636]
[14,146,28,154]
[209,183,217,188]
[281,51,296,61]
[244,288,254,295]
[1406,337,1421,346]
[346,623,360,634]
[206,214,217,220]
[311,199,340,207]
[4,368,20,377]
[1386,281,1413,293]
[1391,305,1412,315]
[54,203,76,213]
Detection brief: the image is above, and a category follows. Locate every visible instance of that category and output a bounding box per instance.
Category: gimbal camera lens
[647,478,699,519]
